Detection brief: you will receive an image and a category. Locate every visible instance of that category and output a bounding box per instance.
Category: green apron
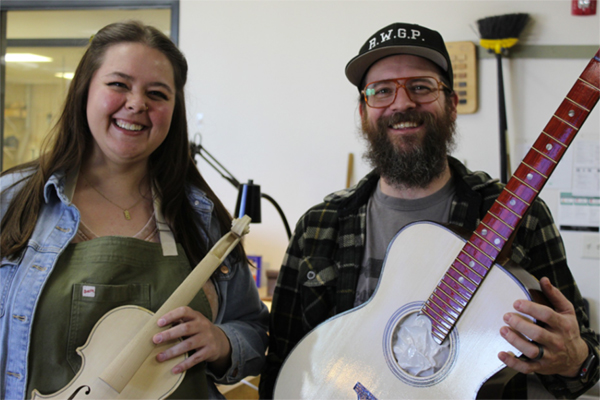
[26,236,212,399]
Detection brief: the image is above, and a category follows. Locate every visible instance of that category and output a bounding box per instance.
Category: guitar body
[32,305,185,400]
[274,222,536,400]
[275,49,600,400]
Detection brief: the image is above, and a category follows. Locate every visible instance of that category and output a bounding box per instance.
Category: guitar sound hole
[383,303,458,387]
[391,312,451,377]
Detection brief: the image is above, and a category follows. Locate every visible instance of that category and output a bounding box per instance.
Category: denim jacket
[0,169,269,400]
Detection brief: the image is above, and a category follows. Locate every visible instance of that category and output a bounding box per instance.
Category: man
[260,23,599,399]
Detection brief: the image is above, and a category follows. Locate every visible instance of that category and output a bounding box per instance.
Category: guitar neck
[422,50,600,344]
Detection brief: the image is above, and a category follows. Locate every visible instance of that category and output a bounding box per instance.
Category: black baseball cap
[345,22,453,90]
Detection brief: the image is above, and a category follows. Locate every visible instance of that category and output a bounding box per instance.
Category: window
[1,1,179,170]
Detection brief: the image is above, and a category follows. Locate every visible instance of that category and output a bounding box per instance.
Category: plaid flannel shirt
[260,157,599,399]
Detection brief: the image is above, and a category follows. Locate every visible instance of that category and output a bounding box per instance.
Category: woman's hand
[498,277,589,377]
[153,306,232,375]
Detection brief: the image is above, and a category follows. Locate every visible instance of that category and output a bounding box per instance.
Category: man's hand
[498,277,588,377]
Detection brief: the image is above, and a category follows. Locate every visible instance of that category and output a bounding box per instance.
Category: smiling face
[360,54,457,144]
[360,54,459,189]
[85,42,176,168]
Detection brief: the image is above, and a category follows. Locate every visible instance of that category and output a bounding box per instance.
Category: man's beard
[361,104,457,189]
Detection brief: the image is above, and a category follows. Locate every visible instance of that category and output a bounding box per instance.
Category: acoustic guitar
[32,215,251,400]
[274,50,599,399]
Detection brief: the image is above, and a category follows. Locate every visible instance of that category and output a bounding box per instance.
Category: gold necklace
[82,176,146,220]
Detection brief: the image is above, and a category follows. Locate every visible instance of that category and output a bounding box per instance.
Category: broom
[477,13,529,183]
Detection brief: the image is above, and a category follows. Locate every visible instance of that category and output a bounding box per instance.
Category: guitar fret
[523,148,559,177]
[461,245,494,270]
[429,326,446,343]
[428,296,458,321]
[553,114,578,130]
[563,75,594,104]
[569,95,599,115]
[514,164,546,194]
[577,67,600,91]
[425,318,449,342]
[456,258,485,280]
[423,308,452,334]
[431,332,446,344]
[421,308,451,337]
[467,237,499,261]
[421,307,451,332]
[427,300,457,326]
[521,161,548,179]
[475,220,508,248]
[556,98,592,131]
[571,77,599,104]
[439,265,475,290]
[578,76,600,92]
[542,131,568,147]
[497,193,528,217]
[495,199,522,219]
[473,231,502,252]
[448,264,477,296]
[481,214,514,240]
[504,188,531,207]
[486,213,516,235]
[512,175,540,194]
[565,96,591,113]
[424,303,454,331]
[438,276,468,307]
[481,221,508,241]
[543,118,578,146]
[489,204,519,228]
[434,287,464,312]
[506,179,538,204]
[531,146,558,164]
[442,274,472,301]
[432,291,461,318]
[433,289,461,312]
[457,252,489,275]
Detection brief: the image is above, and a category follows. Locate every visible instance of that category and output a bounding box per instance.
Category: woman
[0,21,268,399]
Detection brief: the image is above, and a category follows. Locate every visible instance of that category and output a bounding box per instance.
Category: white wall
[179,0,599,332]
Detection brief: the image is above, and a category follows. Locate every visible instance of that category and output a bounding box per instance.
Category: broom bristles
[477,13,529,40]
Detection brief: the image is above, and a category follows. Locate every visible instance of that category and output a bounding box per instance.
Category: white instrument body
[32,216,252,400]
[274,49,600,400]
[275,222,530,400]
[32,306,184,400]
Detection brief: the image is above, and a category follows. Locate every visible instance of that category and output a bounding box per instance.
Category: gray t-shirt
[354,178,456,307]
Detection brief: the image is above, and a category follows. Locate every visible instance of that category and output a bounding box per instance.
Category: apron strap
[152,186,179,256]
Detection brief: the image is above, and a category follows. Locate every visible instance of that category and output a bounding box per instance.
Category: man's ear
[359,102,365,119]
[449,91,459,121]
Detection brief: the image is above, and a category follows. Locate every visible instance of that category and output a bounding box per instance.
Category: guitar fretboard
[421,50,600,344]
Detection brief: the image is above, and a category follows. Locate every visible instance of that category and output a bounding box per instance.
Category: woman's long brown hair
[1,21,242,266]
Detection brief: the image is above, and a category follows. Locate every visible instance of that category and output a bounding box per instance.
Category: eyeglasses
[361,76,451,108]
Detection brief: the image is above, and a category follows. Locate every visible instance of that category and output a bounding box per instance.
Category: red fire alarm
[572,0,597,15]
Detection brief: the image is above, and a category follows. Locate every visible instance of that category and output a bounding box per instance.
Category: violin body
[32,305,185,400]
[31,216,252,400]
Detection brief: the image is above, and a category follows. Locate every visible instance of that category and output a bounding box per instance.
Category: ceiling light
[55,72,74,80]
[6,53,53,62]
